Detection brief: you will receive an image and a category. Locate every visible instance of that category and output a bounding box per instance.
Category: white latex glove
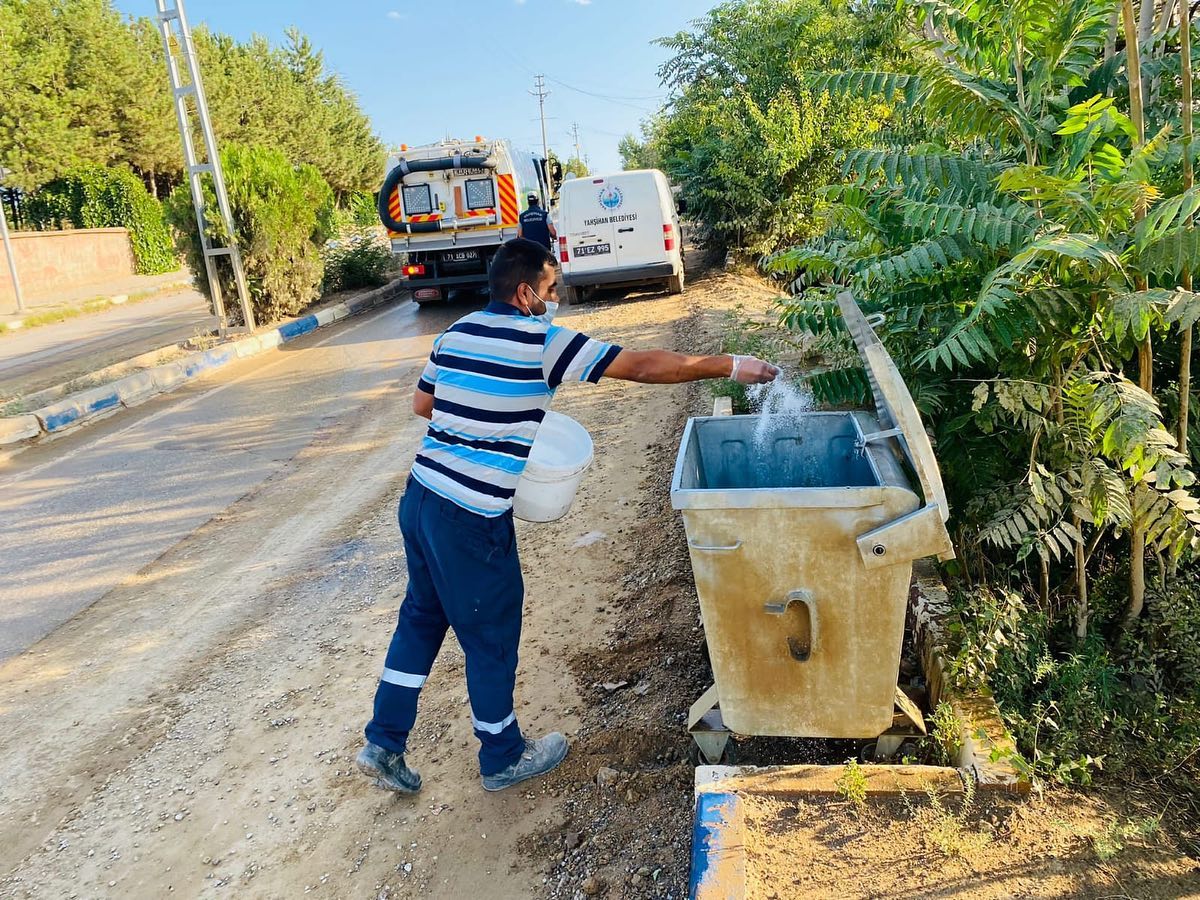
[731,355,779,385]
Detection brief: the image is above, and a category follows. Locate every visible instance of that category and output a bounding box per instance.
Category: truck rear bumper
[562,261,675,287]
[406,273,489,289]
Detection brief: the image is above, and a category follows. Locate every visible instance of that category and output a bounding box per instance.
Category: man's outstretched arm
[603,349,776,385]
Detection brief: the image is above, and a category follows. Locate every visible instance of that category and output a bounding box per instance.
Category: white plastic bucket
[513,411,594,522]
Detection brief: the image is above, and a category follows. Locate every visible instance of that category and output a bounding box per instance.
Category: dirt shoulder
[0,254,1196,900]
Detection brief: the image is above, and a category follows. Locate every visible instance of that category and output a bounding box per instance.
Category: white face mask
[524,288,559,324]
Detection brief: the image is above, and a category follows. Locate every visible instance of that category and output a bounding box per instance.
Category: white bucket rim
[521,450,595,482]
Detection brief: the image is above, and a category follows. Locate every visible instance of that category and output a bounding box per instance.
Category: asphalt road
[0,290,464,660]
[0,290,216,400]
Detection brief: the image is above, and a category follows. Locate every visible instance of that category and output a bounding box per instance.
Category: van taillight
[403,264,426,277]
[559,236,568,263]
[663,223,676,252]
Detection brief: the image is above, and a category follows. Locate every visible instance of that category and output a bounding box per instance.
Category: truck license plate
[573,243,611,258]
[443,249,479,262]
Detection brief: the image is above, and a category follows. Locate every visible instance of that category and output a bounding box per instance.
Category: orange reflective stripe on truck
[497,174,519,225]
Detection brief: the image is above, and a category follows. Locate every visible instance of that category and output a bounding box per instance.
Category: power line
[542,73,666,103]
[505,56,665,112]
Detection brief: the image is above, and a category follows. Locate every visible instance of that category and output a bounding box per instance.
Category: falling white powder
[746,372,813,449]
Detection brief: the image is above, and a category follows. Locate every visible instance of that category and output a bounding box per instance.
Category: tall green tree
[645,0,912,253]
[0,0,383,197]
[776,0,1200,625]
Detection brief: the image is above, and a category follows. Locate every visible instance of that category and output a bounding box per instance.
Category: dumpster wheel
[687,684,735,766]
[688,736,737,767]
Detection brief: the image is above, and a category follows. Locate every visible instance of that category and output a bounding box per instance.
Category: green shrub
[947,574,1200,792]
[165,144,335,326]
[834,759,867,808]
[25,166,177,274]
[347,191,380,227]
[322,229,393,293]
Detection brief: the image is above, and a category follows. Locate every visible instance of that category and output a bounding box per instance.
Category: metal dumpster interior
[672,292,954,762]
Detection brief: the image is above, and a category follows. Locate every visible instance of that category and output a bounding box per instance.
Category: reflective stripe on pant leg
[419,496,525,776]
[364,487,449,755]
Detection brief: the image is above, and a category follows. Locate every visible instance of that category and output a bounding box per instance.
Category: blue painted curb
[278,314,318,341]
[12,279,407,445]
[43,408,81,433]
[690,791,745,899]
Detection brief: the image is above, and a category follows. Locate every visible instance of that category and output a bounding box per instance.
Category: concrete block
[4,320,24,332]
[114,371,159,406]
[690,791,746,900]
[202,346,233,369]
[233,335,263,358]
[109,294,128,305]
[314,307,337,327]
[180,350,211,379]
[77,385,122,418]
[180,346,234,379]
[150,362,187,392]
[0,414,42,445]
[258,329,283,351]
[37,386,120,433]
[36,398,83,433]
[712,396,733,417]
[329,303,350,322]
[278,315,318,342]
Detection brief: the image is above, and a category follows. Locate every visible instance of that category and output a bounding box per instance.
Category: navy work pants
[364,477,525,775]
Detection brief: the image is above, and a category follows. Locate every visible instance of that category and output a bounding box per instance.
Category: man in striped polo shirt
[358,238,776,793]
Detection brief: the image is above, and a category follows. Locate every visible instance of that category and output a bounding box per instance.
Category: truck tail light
[559,236,568,263]
[403,264,426,277]
[663,223,676,252]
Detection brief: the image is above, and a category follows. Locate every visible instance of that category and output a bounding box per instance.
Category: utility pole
[530,75,551,172]
[0,168,24,314]
[570,122,584,168]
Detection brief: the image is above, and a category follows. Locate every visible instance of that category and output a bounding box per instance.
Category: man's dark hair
[489,238,556,303]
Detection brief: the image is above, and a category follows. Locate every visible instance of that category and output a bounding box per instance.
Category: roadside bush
[322,229,393,293]
[947,573,1200,793]
[165,144,335,326]
[25,165,177,274]
[641,0,911,254]
[346,191,380,227]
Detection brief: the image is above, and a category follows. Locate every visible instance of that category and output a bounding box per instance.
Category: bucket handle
[688,539,742,552]
[764,589,816,662]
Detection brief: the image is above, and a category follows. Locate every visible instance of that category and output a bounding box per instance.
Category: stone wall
[0,228,135,307]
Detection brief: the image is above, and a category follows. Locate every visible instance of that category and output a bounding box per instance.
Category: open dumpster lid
[835,292,950,524]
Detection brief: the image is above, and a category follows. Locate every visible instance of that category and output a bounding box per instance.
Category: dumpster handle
[764,589,816,662]
[688,539,742,553]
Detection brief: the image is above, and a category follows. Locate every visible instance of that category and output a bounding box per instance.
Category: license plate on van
[573,243,611,258]
[442,249,479,262]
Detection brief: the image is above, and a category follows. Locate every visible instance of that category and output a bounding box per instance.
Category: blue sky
[115,0,717,175]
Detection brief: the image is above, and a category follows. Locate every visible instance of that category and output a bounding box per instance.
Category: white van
[556,169,684,304]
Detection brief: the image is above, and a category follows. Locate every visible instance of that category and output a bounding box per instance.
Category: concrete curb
[690,790,745,900]
[911,563,1030,793]
[1,277,191,333]
[688,764,968,897]
[1,279,406,448]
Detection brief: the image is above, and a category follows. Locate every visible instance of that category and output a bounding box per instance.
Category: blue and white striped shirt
[411,300,622,516]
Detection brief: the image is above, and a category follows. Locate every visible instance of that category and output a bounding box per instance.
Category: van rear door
[604,172,666,271]
[563,177,621,276]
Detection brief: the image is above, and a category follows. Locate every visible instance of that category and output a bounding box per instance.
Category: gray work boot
[356,742,422,793]
[481,732,569,792]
